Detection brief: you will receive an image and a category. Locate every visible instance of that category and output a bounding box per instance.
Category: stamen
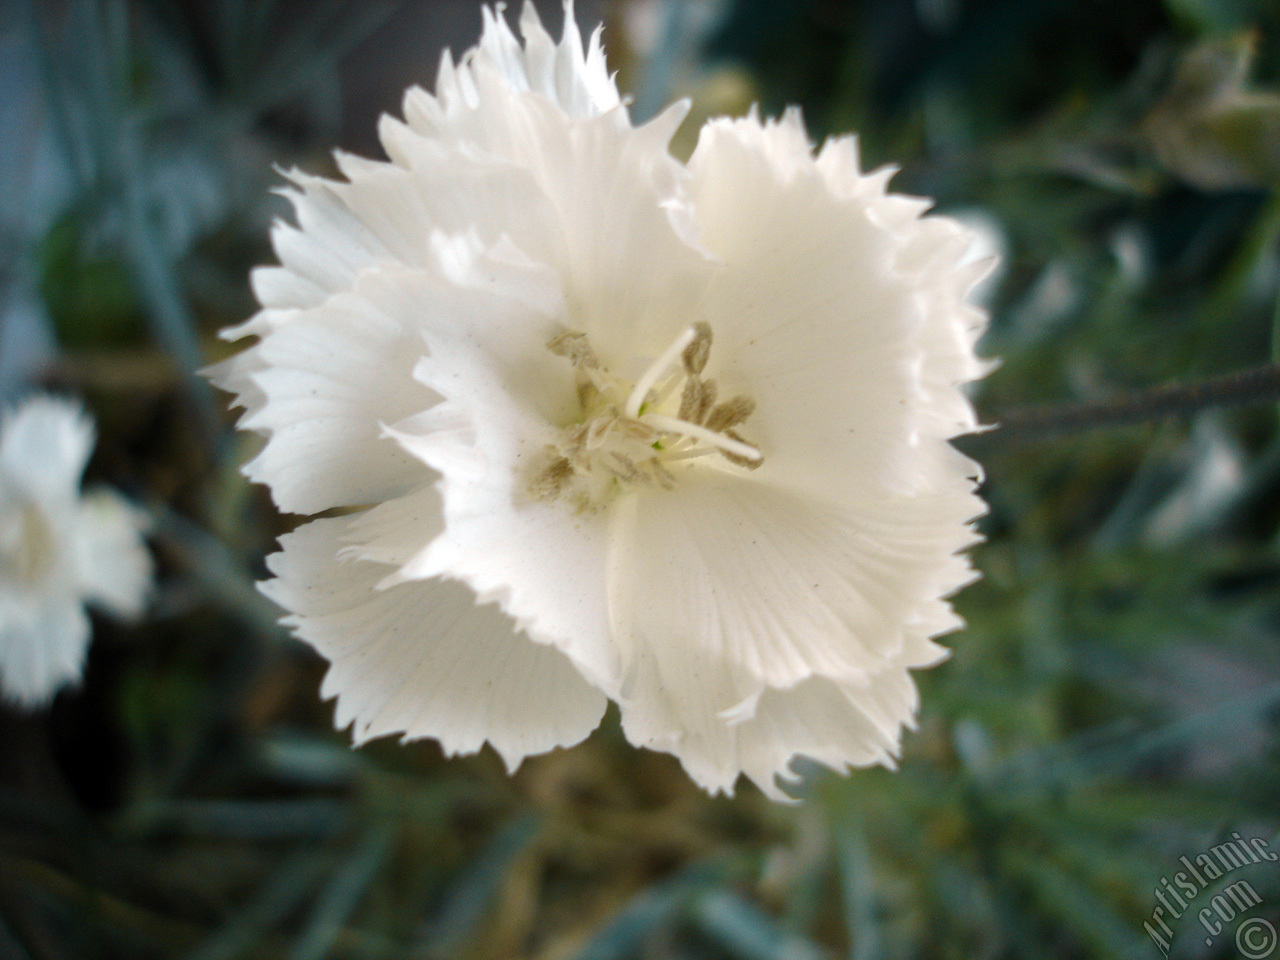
[575,374,597,409]
[644,414,763,462]
[529,455,574,500]
[721,430,757,471]
[681,322,713,375]
[606,453,648,484]
[547,330,598,369]
[662,445,719,462]
[705,396,755,432]
[721,430,764,470]
[537,321,764,506]
[678,377,717,425]
[696,379,717,424]
[625,326,698,419]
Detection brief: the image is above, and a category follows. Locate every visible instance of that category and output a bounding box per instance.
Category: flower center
[528,323,762,510]
[0,498,56,585]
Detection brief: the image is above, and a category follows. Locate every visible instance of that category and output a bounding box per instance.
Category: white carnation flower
[213,1,992,799]
[0,396,153,707]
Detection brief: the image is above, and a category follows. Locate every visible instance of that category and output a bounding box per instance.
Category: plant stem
[987,363,1280,442]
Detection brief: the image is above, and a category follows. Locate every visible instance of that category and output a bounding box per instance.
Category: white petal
[203,349,270,424]
[398,63,709,370]
[0,396,94,503]
[322,257,617,689]
[613,473,976,686]
[608,473,977,793]
[250,267,328,314]
[234,3,707,422]
[729,630,955,800]
[0,597,90,708]
[410,1,620,142]
[329,145,552,268]
[516,2,622,117]
[71,489,152,619]
[731,674,912,802]
[687,113,988,509]
[262,512,607,769]
[548,100,713,370]
[238,283,435,514]
[353,244,574,429]
[342,484,443,568]
[258,171,395,311]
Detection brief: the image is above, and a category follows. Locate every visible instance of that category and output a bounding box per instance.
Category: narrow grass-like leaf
[292,824,394,960]
[258,732,365,789]
[631,1,689,123]
[152,503,283,638]
[236,0,392,118]
[574,858,732,960]
[414,812,541,957]
[1272,255,1280,365]
[3,853,205,955]
[836,829,880,960]
[28,0,221,437]
[136,799,348,841]
[1004,852,1152,960]
[184,848,331,960]
[691,891,825,960]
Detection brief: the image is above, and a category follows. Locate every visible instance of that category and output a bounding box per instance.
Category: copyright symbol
[1237,918,1277,959]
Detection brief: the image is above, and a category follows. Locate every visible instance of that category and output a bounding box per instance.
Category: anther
[681,322,713,375]
[720,429,763,469]
[705,396,755,432]
[529,455,575,500]
[547,330,599,369]
[678,377,717,425]
[606,453,648,484]
[539,319,763,506]
[563,423,590,456]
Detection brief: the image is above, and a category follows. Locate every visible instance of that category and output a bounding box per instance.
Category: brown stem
[985,364,1280,442]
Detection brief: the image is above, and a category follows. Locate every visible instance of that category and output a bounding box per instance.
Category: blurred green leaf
[413,812,541,958]
[133,799,349,841]
[38,211,144,348]
[1004,852,1152,960]
[292,824,394,960]
[691,891,825,960]
[574,858,734,960]
[231,0,393,118]
[836,829,880,960]
[258,732,365,789]
[184,847,332,960]
[1146,34,1280,190]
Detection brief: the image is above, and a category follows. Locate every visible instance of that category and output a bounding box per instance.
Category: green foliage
[39,209,145,348]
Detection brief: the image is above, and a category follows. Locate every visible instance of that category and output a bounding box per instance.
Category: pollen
[528,324,762,508]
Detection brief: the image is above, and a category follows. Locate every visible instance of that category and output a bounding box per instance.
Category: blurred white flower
[213,2,992,798]
[0,396,152,707]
